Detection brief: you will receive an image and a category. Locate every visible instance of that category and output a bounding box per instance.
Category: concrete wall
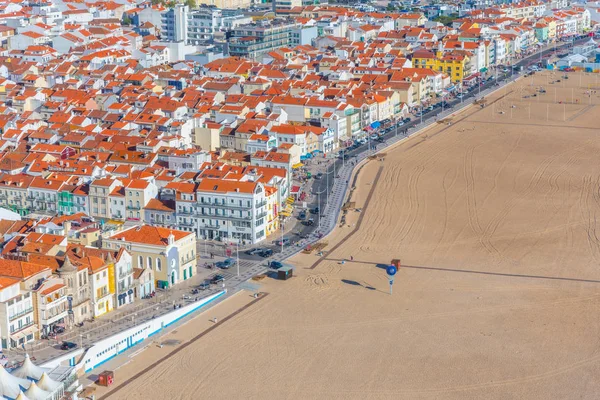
[41,291,225,372]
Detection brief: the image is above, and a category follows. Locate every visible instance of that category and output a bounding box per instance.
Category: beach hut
[0,365,32,399]
[24,383,50,400]
[13,355,46,381]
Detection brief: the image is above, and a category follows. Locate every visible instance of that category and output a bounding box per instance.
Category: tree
[185,0,196,9]
[122,15,132,26]
[433,14,459,27]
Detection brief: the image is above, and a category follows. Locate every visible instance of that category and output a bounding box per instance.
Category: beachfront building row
[0,222,197,349]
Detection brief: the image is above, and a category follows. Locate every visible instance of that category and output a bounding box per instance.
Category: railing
[126,205,141,210]
[255,200,267,208]
[9,307,34,321]
[255,212,268,220]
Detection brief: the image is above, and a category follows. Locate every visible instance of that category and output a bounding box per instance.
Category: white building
[182,179,268,244]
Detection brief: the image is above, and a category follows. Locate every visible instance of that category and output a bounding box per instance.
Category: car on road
[245,248,263,256]
[310,206,319,214]
[269,261,284,270]
[303,218,315,226]
[369,134,379,140]
[403,117,411,123]
[258,248,273,257]
[314,172,323,180]
[396,120,405,126]
[456,93,464,99]
[210,274,225,284]
[216,258,235,269]
[61,341,77,351]
[298,210,306,220]
[275,238,291,246]
[198,281,210,290]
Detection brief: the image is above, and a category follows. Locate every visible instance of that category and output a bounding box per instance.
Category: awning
[291,186,301,194]
[370,121,381,129]
[279,211,291,217]
[480,67,488,73]
[292,163,304,169]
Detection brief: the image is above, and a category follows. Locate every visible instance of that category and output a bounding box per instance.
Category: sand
[104,72,600,400]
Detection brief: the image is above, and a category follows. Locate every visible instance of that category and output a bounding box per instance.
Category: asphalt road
[236,36,589,264]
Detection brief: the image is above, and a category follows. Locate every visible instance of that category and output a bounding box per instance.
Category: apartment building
[189,179,268,244]
[113,249,134,308]
[125,179,158,223]
[0,260,53,349]
[228,19,299,60]
[0,174,34,216]
[103,225,196,289]
[89,178,122,221]
[56,256,92,326]
[162,4,189,43]
[33,277,68,337]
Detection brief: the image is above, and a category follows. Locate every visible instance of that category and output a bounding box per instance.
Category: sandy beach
[101,71,600,400]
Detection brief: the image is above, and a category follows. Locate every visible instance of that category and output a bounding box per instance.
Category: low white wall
[41,291,225,372]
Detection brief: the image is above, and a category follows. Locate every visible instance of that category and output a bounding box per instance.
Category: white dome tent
[15,391,30,400]
[24,383,50,400]
[0,365,31,399]
[13,356,46,382]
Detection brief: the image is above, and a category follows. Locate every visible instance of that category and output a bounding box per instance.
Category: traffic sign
[389,280,394,286]
[386,265,397,276]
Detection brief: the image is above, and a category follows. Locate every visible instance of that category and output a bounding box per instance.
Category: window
[138,255,143,268]
[147,257,152,269]
[157,258,162,271]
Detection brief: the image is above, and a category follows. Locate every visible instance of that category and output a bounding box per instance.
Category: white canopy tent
[0,365,31,399]
[15,391,30,400]
[13,356,46,381]
[24,383,50,400]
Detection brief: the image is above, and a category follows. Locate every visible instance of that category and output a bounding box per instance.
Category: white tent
[0,365,31,399]
[15,391,30,400]
[35,374,60,393]
[24,383,50,400]
[13,355,46,381]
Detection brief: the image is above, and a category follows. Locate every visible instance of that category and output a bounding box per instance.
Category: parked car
[304,218,315,226]
[53,326,65,334]
[258,248,273,257]
[210,274,225,284]
[61,341,77,351]
[245,248,262,256]
[270,261,284,270]
[403,117,411,123]
[299,210,307,220]
[370,134,379,140]
[198,281,210,290]
[310,207,320,214]
[216,258,235,269]
[275,238,291,246]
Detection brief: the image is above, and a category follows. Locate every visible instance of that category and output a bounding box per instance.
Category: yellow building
[103,225,196,289]
[412,50,470,83]
[264,186,280,237]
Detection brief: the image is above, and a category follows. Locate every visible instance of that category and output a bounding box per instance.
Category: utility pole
[236,242,239,277]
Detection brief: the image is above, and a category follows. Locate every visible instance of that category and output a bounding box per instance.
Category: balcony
[9,307,34,321]
[126,205,141,210]
[255,200,267,208]
[255,212,268,220]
